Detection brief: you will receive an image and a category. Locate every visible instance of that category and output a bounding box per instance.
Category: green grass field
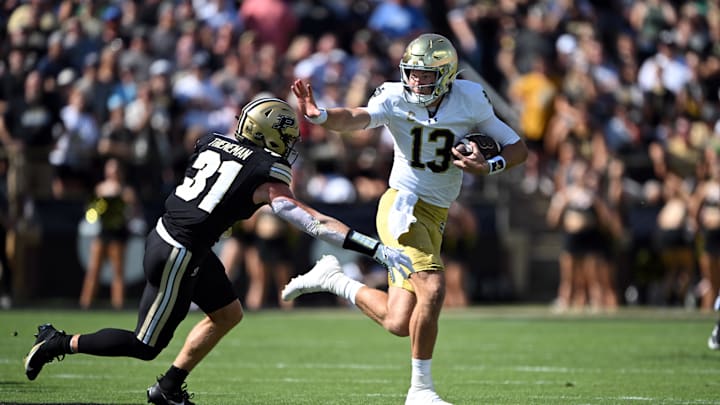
[1,306,719,404]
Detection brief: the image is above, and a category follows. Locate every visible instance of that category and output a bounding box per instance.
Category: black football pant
[77,228,237,360]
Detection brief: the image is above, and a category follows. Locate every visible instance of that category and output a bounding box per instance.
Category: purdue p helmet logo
[274,114,296,131]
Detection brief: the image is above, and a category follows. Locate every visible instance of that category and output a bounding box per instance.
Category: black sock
[160,365,189,392]
[76,328,159,359]
[53,334,73,355]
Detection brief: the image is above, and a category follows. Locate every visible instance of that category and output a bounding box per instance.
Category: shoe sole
[147,387,189,405]
[24,340,46,381]
[405,389,453,405]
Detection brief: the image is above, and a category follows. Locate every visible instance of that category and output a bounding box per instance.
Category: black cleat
[147,380,195,405]
[24,323,67,380]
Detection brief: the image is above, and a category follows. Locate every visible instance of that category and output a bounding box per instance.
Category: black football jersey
[161,134,292,250]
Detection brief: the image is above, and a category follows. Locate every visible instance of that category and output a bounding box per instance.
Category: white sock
[327,272,364,305]
[410,358,433,390]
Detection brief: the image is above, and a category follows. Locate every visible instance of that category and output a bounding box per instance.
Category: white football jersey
[363,80,497,208]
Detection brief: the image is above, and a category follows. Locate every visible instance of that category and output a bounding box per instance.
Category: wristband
[342,230,380,256]
[487,155,506,175]
[305,108,328,125]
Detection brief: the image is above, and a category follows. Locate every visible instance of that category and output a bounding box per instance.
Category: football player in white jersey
[285,33,528,404]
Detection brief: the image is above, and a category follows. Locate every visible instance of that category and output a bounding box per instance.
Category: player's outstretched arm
[255,182,414,280]
[272,196,414,280]
[291,79,371,132]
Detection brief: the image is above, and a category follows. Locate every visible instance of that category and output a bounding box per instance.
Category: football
[453,133,502,159]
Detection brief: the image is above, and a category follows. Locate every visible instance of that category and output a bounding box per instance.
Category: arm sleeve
[270,197,346,247]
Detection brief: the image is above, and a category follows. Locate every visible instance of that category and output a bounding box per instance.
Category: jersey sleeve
[268,161,293,186]
[455,80,518,144]
[363,82,395,129]
[462,80,494,123]
[195,133,216,152]
[475,115,521,146]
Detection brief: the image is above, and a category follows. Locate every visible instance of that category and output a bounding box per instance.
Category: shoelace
[155,377,195,403]
[34,330,67,364]
[179,383,194,400]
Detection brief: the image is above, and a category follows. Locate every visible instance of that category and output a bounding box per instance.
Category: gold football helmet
[399,33,458,106]
[235,97,300,161]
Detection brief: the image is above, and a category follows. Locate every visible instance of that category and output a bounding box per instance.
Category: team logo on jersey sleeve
[371,86,385,99]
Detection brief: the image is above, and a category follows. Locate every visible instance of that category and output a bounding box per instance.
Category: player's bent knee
[209,300,244,330]
[135,341,163,361]
[388,326,410,337]
[428,288,446,309]
[384,320,410,337]
[225,308,243,328]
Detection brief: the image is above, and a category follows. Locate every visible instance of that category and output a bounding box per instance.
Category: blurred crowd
[485,0,720,312]
[0,0,718,311]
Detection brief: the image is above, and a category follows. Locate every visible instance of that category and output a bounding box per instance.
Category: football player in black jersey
[23,97,414,405]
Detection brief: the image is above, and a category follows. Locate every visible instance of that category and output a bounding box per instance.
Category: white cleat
[281,255,342,301]
[709,326,720,350]
[405,388,453,405]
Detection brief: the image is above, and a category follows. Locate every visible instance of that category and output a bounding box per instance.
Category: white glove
[373,244,415,283]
